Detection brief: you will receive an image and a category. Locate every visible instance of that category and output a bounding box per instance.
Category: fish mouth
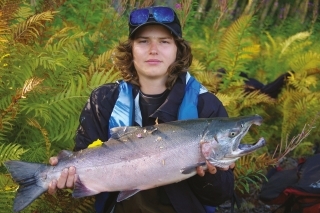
[226,115,265,158]
[225,138,266,158]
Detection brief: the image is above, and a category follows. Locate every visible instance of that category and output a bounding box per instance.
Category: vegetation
[0,0,319,212]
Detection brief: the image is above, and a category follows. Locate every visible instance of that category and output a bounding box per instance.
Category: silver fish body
[5,115,265,212]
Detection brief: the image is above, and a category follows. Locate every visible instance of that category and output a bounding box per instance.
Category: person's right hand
[48,156,77,195]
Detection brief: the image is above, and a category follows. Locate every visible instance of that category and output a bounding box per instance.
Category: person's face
[132,24,177,81]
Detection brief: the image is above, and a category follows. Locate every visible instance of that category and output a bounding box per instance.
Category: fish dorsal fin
[57,150,73,160]
[110,126,140,139]
[117,189,141,202]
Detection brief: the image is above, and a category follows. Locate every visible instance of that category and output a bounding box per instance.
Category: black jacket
[74,73,234,213]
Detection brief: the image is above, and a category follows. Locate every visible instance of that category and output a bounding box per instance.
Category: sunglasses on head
[129,7,175,26]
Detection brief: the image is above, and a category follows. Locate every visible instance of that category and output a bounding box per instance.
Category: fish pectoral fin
[73,177,99,198]
[180,162,206,174]
[117,189,141,202]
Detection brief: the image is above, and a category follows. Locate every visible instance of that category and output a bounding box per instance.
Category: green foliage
[0,0,123,212]
[0,144,28,166]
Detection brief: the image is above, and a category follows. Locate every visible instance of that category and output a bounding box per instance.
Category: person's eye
[161,40,170,44]
[138,40,147,43]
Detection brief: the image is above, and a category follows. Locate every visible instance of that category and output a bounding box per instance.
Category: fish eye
[229,129,239,137]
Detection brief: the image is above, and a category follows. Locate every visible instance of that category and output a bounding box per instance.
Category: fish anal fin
[73,177,99,198]
[117,189,140,202]
[180,162,206,174]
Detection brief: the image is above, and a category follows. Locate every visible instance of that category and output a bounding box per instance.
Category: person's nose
[149,41,158,55]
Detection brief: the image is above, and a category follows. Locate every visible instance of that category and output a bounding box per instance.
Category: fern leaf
[242,90,276,108]
[45,27,76,47]
[13,4,34,23]
[218,15,254,80]
[88,49,114,75]
[12,11,58,43]
[280,31,310,56]
[289,51,320,73]
[0,143,28,165]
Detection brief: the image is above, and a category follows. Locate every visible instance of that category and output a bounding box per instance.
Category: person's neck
[139,77,167,95]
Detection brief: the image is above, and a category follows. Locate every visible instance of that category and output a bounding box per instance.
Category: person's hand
[196,161,235,177]
[47,156,77,195]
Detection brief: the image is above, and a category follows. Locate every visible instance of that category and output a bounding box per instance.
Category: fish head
[200,114,265,168]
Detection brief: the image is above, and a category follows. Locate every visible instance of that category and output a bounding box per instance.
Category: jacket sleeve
[73,83,119,151]
[187,92,235,206]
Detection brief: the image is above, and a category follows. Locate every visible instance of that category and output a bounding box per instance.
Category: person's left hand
[196,161,235,177]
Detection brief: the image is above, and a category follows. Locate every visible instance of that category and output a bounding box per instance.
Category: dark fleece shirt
[73,72,234,213]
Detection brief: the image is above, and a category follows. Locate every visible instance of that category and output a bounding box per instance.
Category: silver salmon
[5,115,265,212]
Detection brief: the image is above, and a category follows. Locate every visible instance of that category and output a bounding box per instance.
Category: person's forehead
[134,24,173,38]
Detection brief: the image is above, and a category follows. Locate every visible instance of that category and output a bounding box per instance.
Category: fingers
[66,167,76,188]
[206,161,217,174]
[49,156,59,166]
[48,166,76,195]
[196,166,205,177]
[56,167,76,189]
[197,161,236,177]
[48,179,57,195]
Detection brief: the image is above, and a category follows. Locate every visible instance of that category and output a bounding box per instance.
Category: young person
[48,6,235,213]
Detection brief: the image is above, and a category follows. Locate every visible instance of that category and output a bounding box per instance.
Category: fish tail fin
[4,160,48,212]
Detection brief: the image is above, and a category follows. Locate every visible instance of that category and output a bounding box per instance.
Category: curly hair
[113,37,193,89]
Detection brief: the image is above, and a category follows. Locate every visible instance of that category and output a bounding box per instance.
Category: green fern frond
[49,32,87,51]
[12,11,58,43]
[190,58,206,73]
[280,31,310,56]
[218,15,254,81]
[13,4,34,23]
[241,90,276,108]
[0,143,28,165]
[289,74,318,92]
[280,91,320,143]
[190,70,221,94]
[88,49,114,75]
[47,74,89,143]
[240,44,260,59]
[45,27,76,47]
[189,25,220,68]
[215,93,235,107]
[89,68,120,88]
[289,51,320,73]
[234,153,271,194]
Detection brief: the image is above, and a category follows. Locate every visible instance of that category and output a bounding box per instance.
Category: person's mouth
[146,59,162,65]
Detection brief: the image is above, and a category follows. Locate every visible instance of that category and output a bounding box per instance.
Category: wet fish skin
[4,115,265,212]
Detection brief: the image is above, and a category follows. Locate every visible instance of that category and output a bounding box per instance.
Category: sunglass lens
[153,7,174,23]
[130,9,149,25]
